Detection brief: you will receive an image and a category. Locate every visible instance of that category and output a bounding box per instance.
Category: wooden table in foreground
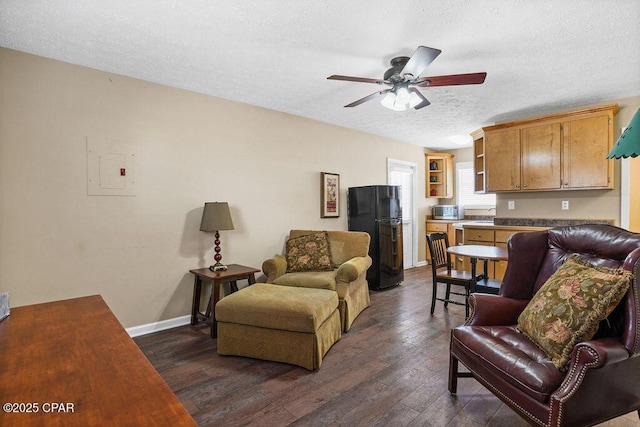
[189,264,261,338]
[447,244,508,293]
[0,295,195,427]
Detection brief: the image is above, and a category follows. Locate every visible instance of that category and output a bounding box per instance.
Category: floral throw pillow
[517,255,632,369]
[285,231,334,273]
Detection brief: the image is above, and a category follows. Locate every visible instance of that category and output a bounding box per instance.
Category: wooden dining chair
[426,232,476,318]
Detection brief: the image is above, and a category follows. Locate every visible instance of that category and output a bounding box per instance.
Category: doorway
[387,158,418,268]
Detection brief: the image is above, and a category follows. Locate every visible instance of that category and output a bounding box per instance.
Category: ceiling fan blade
[417,72,487,87]
[410,88,431,110]
[401,46,442,78]
[344,89,391,107]
[327,75,387,85]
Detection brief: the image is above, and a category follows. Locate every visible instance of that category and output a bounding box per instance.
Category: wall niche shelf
[425,153,454,198]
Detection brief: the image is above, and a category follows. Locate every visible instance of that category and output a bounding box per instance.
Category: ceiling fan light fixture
[396,86,411,104]
[381,84,421,111]
[380,91,397,110]
[380,91,407,111]
[391,100,408,112]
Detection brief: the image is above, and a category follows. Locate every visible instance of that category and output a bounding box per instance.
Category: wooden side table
[189,264,260,338]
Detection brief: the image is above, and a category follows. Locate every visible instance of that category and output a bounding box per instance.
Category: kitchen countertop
[429,217,615,230]
[455,221,547,231]
[494,218,614,227]
[452,220,490,230]
[425,218,497,230]
[451,218,615,230]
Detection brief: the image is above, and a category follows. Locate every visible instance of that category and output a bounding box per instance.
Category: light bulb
[380,92,396,109]
[392,101,407,111]
[396,87,410,105]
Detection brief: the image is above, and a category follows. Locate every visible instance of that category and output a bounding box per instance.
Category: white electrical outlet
[508,201,515,210]
[562,201,569,210]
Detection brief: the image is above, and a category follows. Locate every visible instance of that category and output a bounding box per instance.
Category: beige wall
[0,48,434,327]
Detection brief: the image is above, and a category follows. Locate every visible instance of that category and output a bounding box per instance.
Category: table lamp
[200,202,235,271]
[607,107,640,158]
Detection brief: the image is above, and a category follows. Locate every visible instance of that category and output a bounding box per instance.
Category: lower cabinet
[428,222,547,279]
[462,226,546,281]
[462,227,495,277]
[426,220,456,265]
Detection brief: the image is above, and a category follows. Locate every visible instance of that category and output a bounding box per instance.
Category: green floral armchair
[262,230,372,332]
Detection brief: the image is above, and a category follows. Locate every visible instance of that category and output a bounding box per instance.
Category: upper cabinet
[485,128,522,192]
[471,129,486,193]
[521,122,562,191]
[562,114,613,189]
[472,104,618,193]
[425,153,454,198]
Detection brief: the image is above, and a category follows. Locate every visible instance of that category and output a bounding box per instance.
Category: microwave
[433,205,463,220]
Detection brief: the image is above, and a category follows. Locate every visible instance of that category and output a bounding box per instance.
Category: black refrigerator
[348,185,404,290]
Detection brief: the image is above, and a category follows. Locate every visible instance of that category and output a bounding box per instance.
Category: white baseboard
[404,261,427,269]
[126,263,428,337]
[126,314,191,338]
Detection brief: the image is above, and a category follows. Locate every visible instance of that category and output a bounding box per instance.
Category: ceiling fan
[327,46,487,111]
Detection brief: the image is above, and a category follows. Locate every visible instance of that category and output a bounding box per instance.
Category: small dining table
[446,244,508,293]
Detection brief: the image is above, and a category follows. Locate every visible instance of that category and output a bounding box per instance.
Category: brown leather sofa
[449,224,640,427]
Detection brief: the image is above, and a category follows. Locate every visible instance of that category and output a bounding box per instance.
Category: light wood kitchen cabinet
[454,227,465,271]
[521,122,562,190]
[562,114,613,189]
[485,129,521,192]
[462,227,495,277]
[475,104,617,193]
[494,230,516,279]
[426,220,456,265]
[425,153,454,198]
[471,130,487,193]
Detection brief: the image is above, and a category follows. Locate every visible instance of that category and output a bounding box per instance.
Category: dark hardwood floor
[135,266,640,426]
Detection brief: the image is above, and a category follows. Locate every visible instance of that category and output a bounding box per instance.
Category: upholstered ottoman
[215,283,341,370]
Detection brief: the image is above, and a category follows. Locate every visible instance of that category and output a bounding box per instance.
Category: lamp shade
[607,107,640,159]
[199,202,234,232]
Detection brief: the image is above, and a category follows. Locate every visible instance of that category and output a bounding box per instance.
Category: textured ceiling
[1,0,639,150]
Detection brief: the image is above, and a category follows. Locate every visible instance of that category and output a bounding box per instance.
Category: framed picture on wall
[321,172,340,218]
